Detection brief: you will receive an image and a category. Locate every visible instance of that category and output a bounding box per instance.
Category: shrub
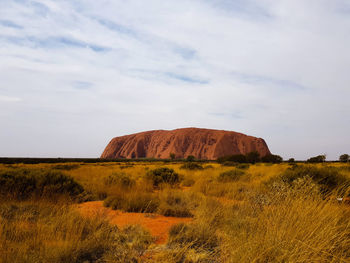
[51,164,80,170]
[221,162,250,169]
[0,169,84,200]
[236,163,250,170]
[179,162,203,170]
[146,167,180,187]
[104,172,135,189]
[271,166,350,195]
[157,190,196,217]
[218,152,263,164]
[261,154,283,163]
[257,177,322,207]
[158,203,192,217]
[218,169,245,182]
[186,155,196,162]
[307,155,326,163]
[217,154,247,163]
[339,154,349,163]
[246,151,260,164]
[221,161,238,167]
[169,153,176,160]
[0,170,36,199]
[104,192,159,213]
[120,164,134,169]
[288,158,295,163]
[35,170,84,198]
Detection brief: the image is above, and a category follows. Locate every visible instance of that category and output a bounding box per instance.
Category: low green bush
[0,170,36,199]
[236,163,250,169]
[35,170,84,198]
[339,154,349,163]
[217,154,247,163]
[246,151,261,164]
[218,169,245,182]
[0,169,84,200]
[158,204,192,217]
[307,155,326,163]
[221,162,250,169]
[146,167,180,187]
[104,192,159,213]
[221,161,238,167]
[268,166,350,195]
[51,164,80,170]
[186,155,196,162]
[261,154,283,163]
[218,152,261,164]
[104,172,135,189]
[157,191,195,217]
[179,162,204,170]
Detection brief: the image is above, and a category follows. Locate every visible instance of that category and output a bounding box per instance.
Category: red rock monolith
[101,128,270,160]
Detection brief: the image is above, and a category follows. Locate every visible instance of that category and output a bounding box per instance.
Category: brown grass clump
[157,189,200,217]
[104,187,200,218]
[104,191,159,213]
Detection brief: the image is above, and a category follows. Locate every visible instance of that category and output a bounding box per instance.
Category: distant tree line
[306,154,350,163]
[217,153,350,164]
[1,153,349,164]
[0,156,211,164]
[0,158,134,164]
[217,151,283,164]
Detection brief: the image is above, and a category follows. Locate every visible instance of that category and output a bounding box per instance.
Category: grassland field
[0,161,350,262]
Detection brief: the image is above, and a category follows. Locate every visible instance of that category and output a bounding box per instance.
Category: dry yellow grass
[0,161,349,262]
[0,200,154,263]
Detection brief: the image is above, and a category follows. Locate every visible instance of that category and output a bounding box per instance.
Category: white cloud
[0,0,349,159]
[0,95,22,102]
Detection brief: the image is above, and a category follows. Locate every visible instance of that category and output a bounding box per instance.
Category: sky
[0,0,349,160]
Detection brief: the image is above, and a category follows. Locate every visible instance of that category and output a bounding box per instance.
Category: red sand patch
[77,201,192,244]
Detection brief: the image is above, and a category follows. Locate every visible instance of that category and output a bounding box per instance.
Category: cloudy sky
[0,0,349,160]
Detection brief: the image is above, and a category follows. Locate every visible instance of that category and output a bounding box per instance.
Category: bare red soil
[77,201,192,244]
[101,127,270,160]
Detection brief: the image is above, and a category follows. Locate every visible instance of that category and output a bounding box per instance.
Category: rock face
[101,128,270,160]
